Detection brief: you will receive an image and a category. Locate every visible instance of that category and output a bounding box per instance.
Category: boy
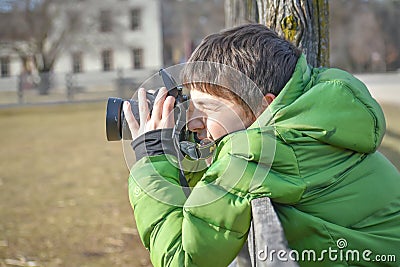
[123,24,400,266]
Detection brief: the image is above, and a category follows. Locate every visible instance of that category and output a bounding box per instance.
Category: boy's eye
[204,105,221,112]
[196,104,219,113]
[191,98,224,113]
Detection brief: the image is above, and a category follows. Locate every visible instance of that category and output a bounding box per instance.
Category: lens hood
[106,97,124,141]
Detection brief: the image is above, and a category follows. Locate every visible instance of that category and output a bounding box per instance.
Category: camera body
[105,69,188,141]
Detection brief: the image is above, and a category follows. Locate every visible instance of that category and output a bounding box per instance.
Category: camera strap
[158,69,192,198]
[173,104,192,198]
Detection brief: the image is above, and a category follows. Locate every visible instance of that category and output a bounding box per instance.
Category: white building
[0,0,163,92]
[55,0,162,74]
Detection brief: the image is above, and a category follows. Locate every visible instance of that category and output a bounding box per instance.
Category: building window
[132,48,143,69]
[0,57,10,77]
[100,10,112,32]
[102,50,113,71]
[130,8,141,30]
[72,52,83,73]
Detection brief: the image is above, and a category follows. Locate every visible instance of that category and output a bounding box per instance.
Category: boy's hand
[123,87,175,140]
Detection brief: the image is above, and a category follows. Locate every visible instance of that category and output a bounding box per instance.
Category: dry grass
[0,102,150,267]
[0,102,398,267]
[380,104,400,171]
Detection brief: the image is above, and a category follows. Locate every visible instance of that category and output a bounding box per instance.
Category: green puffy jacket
[128,55,400,267]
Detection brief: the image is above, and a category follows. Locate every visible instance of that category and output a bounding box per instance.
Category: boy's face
[187,89,253,142]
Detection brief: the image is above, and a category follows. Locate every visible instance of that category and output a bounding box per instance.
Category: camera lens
[106,97,124,141]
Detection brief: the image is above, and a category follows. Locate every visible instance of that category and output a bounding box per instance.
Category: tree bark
[225,0,329,67]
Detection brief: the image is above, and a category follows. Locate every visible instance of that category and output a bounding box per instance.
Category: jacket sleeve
[128,127,309,267]
[128,153,256,267]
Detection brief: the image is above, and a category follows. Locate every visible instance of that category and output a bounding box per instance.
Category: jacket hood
[254,54,386,154]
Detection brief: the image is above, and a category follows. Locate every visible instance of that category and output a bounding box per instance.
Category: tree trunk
[38,72,52,95]
[225,0,329,67]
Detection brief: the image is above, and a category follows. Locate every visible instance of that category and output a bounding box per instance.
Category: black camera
[105,69,188,141]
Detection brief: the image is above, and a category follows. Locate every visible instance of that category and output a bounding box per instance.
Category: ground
[0,103,150,267]
[0,101,399,267]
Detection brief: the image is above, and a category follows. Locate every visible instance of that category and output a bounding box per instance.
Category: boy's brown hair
[183,24,301,118]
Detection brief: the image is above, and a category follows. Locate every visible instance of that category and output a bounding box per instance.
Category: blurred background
[0,0,399,266]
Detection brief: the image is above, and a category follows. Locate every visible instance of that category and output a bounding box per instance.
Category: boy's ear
[264,93,276,104]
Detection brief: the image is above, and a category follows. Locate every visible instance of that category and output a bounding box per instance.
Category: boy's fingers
[138,88,149,127]
[123,101,139,134]
[152,87,168,121]
[162,96,175,128]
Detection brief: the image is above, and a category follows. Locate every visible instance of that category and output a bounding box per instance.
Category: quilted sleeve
[128,153,253,267]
